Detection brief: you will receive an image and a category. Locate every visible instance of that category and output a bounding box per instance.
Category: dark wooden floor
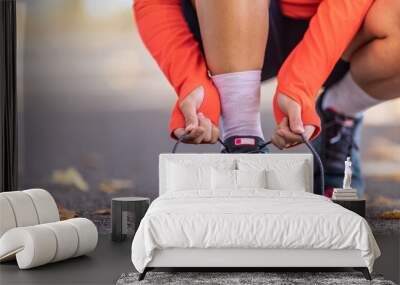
[1,234,398,285]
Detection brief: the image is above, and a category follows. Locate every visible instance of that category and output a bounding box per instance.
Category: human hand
[271,92,316,149]
[173,86,220,144]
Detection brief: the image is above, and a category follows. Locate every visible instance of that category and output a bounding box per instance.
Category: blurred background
[16,0,399,232]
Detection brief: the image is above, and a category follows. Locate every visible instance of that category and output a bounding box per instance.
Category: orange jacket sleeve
[133,0,220,137]
[274,0,373,140]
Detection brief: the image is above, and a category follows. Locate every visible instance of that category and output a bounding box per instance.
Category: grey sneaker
[312,92,364,196]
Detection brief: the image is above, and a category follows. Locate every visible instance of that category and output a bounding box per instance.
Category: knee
[362,0,400,38]
[349,1,400,89]
[356,0,400,75]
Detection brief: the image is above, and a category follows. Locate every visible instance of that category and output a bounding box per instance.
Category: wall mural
[16,0,400,234]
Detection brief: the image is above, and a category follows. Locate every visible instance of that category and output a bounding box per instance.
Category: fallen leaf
[93,208,111,215]
[51,167,89,192]
[58,206,79,220]
[99,179,133,193]
[369,195,400,208]
[379,210,400,219]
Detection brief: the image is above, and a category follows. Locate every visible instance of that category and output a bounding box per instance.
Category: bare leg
[343,0,400,101]
[193,0,269,75]
[315,0,400,195]
[190,0,270,142]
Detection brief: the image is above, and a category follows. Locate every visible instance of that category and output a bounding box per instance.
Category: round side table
[111,197,150,242]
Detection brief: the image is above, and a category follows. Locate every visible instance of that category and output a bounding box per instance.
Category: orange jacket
[134,0,373,139]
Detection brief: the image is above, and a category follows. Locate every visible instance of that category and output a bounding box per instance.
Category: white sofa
[0,189,98,269]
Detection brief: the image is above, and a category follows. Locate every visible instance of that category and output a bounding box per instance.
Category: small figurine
[342,157,352,190]
[333,157,357,199]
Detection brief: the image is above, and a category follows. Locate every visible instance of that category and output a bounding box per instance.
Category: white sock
[212,70,263,140]
[323,72,382,117]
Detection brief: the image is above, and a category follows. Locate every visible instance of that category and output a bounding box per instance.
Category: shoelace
[172,132,325,196]
[171,134,228,154]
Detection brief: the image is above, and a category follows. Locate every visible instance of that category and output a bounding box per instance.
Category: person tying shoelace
[133,0,400,195]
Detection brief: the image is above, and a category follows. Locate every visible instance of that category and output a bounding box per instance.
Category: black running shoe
[221,136,270,153]
[311,91,364,195]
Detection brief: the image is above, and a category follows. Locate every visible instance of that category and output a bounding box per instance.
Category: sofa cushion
[0,196,17,237]
[0,192,39,228]
[23,189,59,224]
